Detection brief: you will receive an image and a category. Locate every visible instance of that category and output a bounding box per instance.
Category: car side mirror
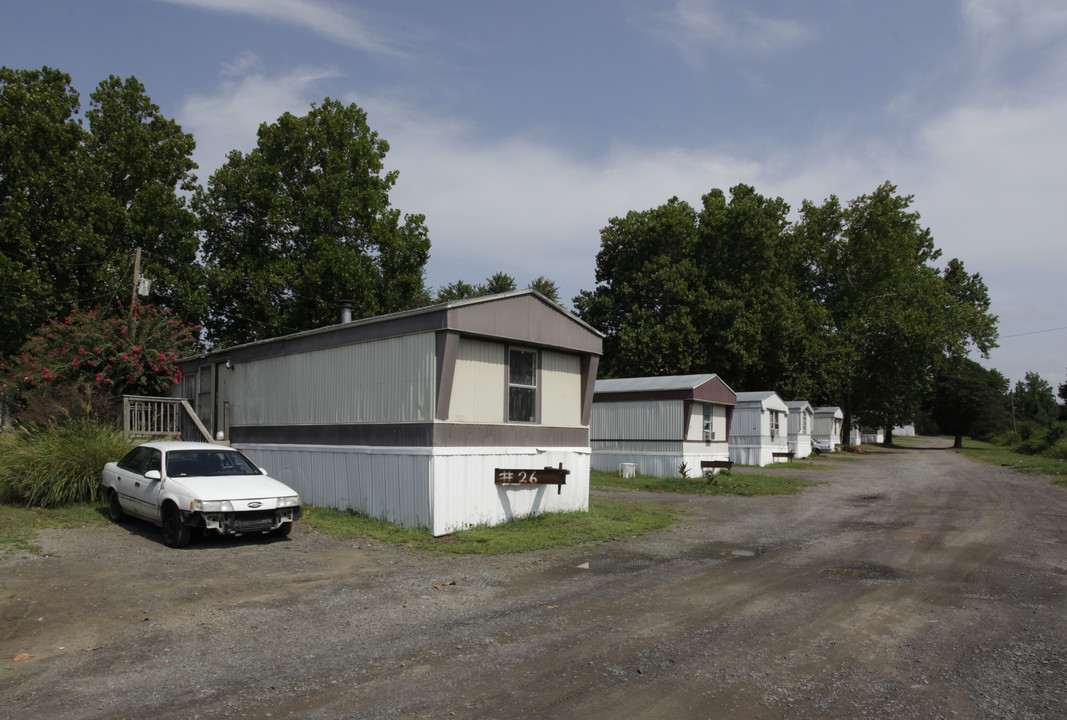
[144,469,162,481]
[259,467,269,475]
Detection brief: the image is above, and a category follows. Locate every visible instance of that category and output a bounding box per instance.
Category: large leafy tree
[0,67,101,352]
[574,197,708,377]
[575,185,829,393]
[799,182,997,444]
[694,185,831,397]
[0,67,202,353]
[197,99,430,347]
[1012,371,1059,426]
[85,75,204,326]
[577,181,998,446]
[927,358,1010,448]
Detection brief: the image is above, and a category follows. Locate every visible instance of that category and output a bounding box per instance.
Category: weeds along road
[2,437,1065,720]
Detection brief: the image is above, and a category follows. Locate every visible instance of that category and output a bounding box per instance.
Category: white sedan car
[101,441,302,547]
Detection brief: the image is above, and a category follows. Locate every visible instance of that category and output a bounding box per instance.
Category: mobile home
[729,391,790,466]
[173,291,603,536]
[590,374,736,478]
[785,401,815,459]
[812,407,844,452]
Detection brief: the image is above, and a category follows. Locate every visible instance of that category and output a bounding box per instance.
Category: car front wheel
[161,505,191,548]
[272,521,293,538]
[108,491,127,523]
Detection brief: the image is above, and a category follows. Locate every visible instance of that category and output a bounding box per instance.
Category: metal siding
[232,333,435,426]
[590,444,731,478]
[590,399,683,441]
[540,350,582,427]
[449,338,505,422]
[728,403,789,466]
[430,447,590,536]
[787,406,814,458]
[237,444,432,529]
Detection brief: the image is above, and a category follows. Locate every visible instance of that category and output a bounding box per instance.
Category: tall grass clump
[0,419,134,507]
[1046,435,1067,461]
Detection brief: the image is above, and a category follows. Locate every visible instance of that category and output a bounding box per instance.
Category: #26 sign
[494,464,570,494]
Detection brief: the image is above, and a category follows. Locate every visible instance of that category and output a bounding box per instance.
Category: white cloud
[356,93,764,302]
[155,0,406,57]
[647,0,817,64]
[961,0,1067,43]
[179,60,338,181]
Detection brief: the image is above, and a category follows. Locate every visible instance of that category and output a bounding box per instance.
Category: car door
[111,447,164,521]
[124,447,165,522]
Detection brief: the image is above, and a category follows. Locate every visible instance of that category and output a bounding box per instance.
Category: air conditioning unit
[703,429,715,442]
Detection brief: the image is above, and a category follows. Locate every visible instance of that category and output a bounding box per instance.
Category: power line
[1000,325,1067,339]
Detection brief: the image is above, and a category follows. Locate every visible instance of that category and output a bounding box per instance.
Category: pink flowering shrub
[0,305,200,409]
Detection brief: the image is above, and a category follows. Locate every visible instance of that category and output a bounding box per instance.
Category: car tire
[272,521,293,538]
[107,491,127,523]
[161,505,191,548]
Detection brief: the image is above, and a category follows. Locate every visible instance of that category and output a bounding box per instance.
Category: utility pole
[130,247,141,337]
[130,247,142,313]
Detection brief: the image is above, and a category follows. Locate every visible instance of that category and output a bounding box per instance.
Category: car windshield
[166,449,261,477]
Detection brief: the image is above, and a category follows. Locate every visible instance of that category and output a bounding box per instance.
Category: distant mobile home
[861,426,885,445]
[590,374,736,478]
[785,401,815,459]
[729,391,790,466]
[173,291,603,536]
[812,407,844,452]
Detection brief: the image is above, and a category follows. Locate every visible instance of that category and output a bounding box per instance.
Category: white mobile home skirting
[728,440,790,467]
[591,446,731,478]
[788,438,813,459]
[235,443,590,537]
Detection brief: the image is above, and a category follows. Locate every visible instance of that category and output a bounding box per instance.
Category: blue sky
[4,0,1066,391]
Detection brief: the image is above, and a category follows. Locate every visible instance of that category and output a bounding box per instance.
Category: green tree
[927,358,1010,448]
[1,68,203,353]
[1058,371,1067,420]
[433,273,561,305]
[574,197,707,377]
[483,272,517,295]
[693,185,829,397]
[0,67,100,352]
[85,75,205,326]
[434,280,481,303]
[577,181,999,446]
[803,182,998,445]
[527,276,560,304]
[197,98,430,347]
[575,185,829,391]
[1012,371,1059,426]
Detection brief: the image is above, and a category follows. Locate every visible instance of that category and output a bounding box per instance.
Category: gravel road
[2,437,1065,720]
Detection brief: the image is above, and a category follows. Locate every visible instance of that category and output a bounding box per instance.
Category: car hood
[167,475,299,502]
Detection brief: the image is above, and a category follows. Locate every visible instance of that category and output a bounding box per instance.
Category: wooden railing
[121,395,215,443]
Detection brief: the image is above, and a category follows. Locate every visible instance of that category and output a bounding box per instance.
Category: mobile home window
[508,348,537,423]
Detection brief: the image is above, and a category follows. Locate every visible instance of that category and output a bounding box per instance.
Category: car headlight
[193,499,234,512]
[277,495,300,508]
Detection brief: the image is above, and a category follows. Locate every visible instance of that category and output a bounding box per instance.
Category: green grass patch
[591,469,812,496]
[950,437,1067,486]
[0,503,107,555]
[303,495,679,554]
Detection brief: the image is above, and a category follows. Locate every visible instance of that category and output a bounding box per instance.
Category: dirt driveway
[2,437,1065,720]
